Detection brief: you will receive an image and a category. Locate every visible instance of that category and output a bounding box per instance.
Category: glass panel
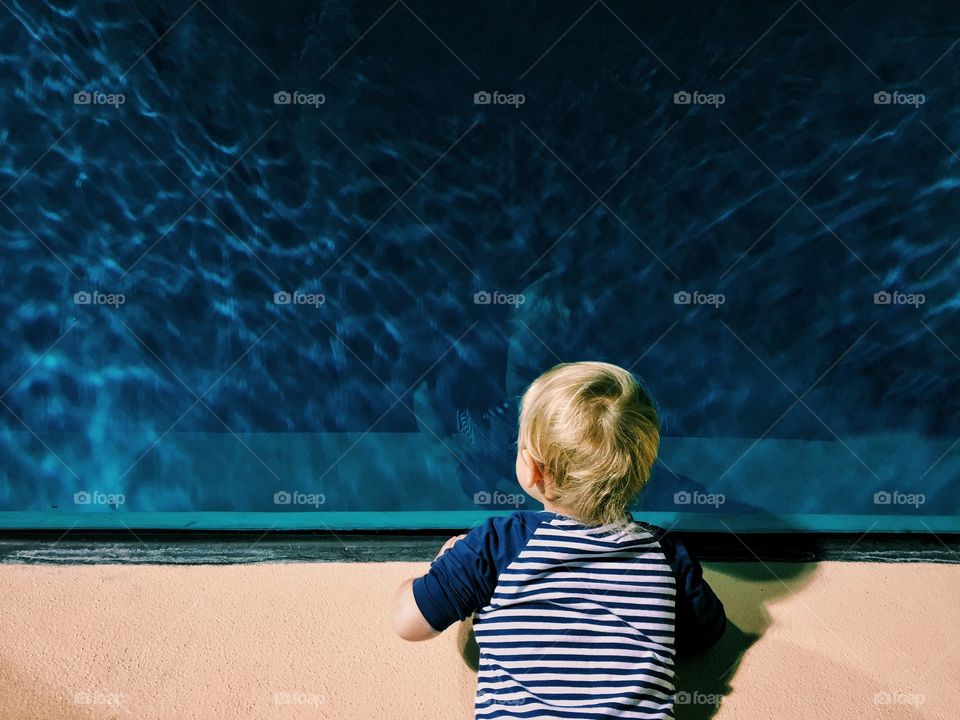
[1,1,957,532]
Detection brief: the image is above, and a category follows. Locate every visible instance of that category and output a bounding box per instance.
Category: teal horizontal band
[0,511,958,534]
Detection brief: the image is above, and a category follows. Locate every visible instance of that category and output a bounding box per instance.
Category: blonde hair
[518,361,660,527]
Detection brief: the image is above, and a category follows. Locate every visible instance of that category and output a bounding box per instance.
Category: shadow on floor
[672,560,816,720]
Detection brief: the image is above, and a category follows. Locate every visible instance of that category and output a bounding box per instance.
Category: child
[391,361,726,719]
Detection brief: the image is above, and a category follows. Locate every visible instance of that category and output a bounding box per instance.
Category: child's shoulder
[457,511,564,563]
[469,509,555,540]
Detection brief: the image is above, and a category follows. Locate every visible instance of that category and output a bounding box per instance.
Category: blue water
[1,0,959,531]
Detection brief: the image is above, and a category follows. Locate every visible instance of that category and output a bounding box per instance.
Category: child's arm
[390,534,466,641]
[661,535,727,655]
[390,527,493,642]
[390,578,441,641]
[389,514,540,642]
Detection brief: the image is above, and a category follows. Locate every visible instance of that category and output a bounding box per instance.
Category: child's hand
[435,534,466,560]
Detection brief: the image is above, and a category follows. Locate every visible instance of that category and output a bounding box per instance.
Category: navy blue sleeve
[412,511,544,632]
[658,534,727,656]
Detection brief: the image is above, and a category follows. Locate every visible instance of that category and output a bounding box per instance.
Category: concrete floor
[0,560,956,719]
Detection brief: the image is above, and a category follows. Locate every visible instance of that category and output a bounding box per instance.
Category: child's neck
[541,500,578,519]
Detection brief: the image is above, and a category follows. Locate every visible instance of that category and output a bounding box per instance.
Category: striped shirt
[413,511,725,719]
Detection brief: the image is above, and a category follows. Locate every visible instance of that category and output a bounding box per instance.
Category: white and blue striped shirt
[413,511,725,720]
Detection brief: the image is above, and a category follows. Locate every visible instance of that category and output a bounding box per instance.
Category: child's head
[516,361,660,526]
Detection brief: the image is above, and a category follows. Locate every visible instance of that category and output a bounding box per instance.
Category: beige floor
[0,560,956,720]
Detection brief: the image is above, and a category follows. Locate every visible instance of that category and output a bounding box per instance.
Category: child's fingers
[441,534,466,552]
[435,534,467,559]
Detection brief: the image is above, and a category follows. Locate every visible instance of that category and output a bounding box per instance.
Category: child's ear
[527,455,558,501]
[517,448,541,491]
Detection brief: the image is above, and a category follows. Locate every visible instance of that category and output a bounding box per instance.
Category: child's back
[414,510,725,719]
